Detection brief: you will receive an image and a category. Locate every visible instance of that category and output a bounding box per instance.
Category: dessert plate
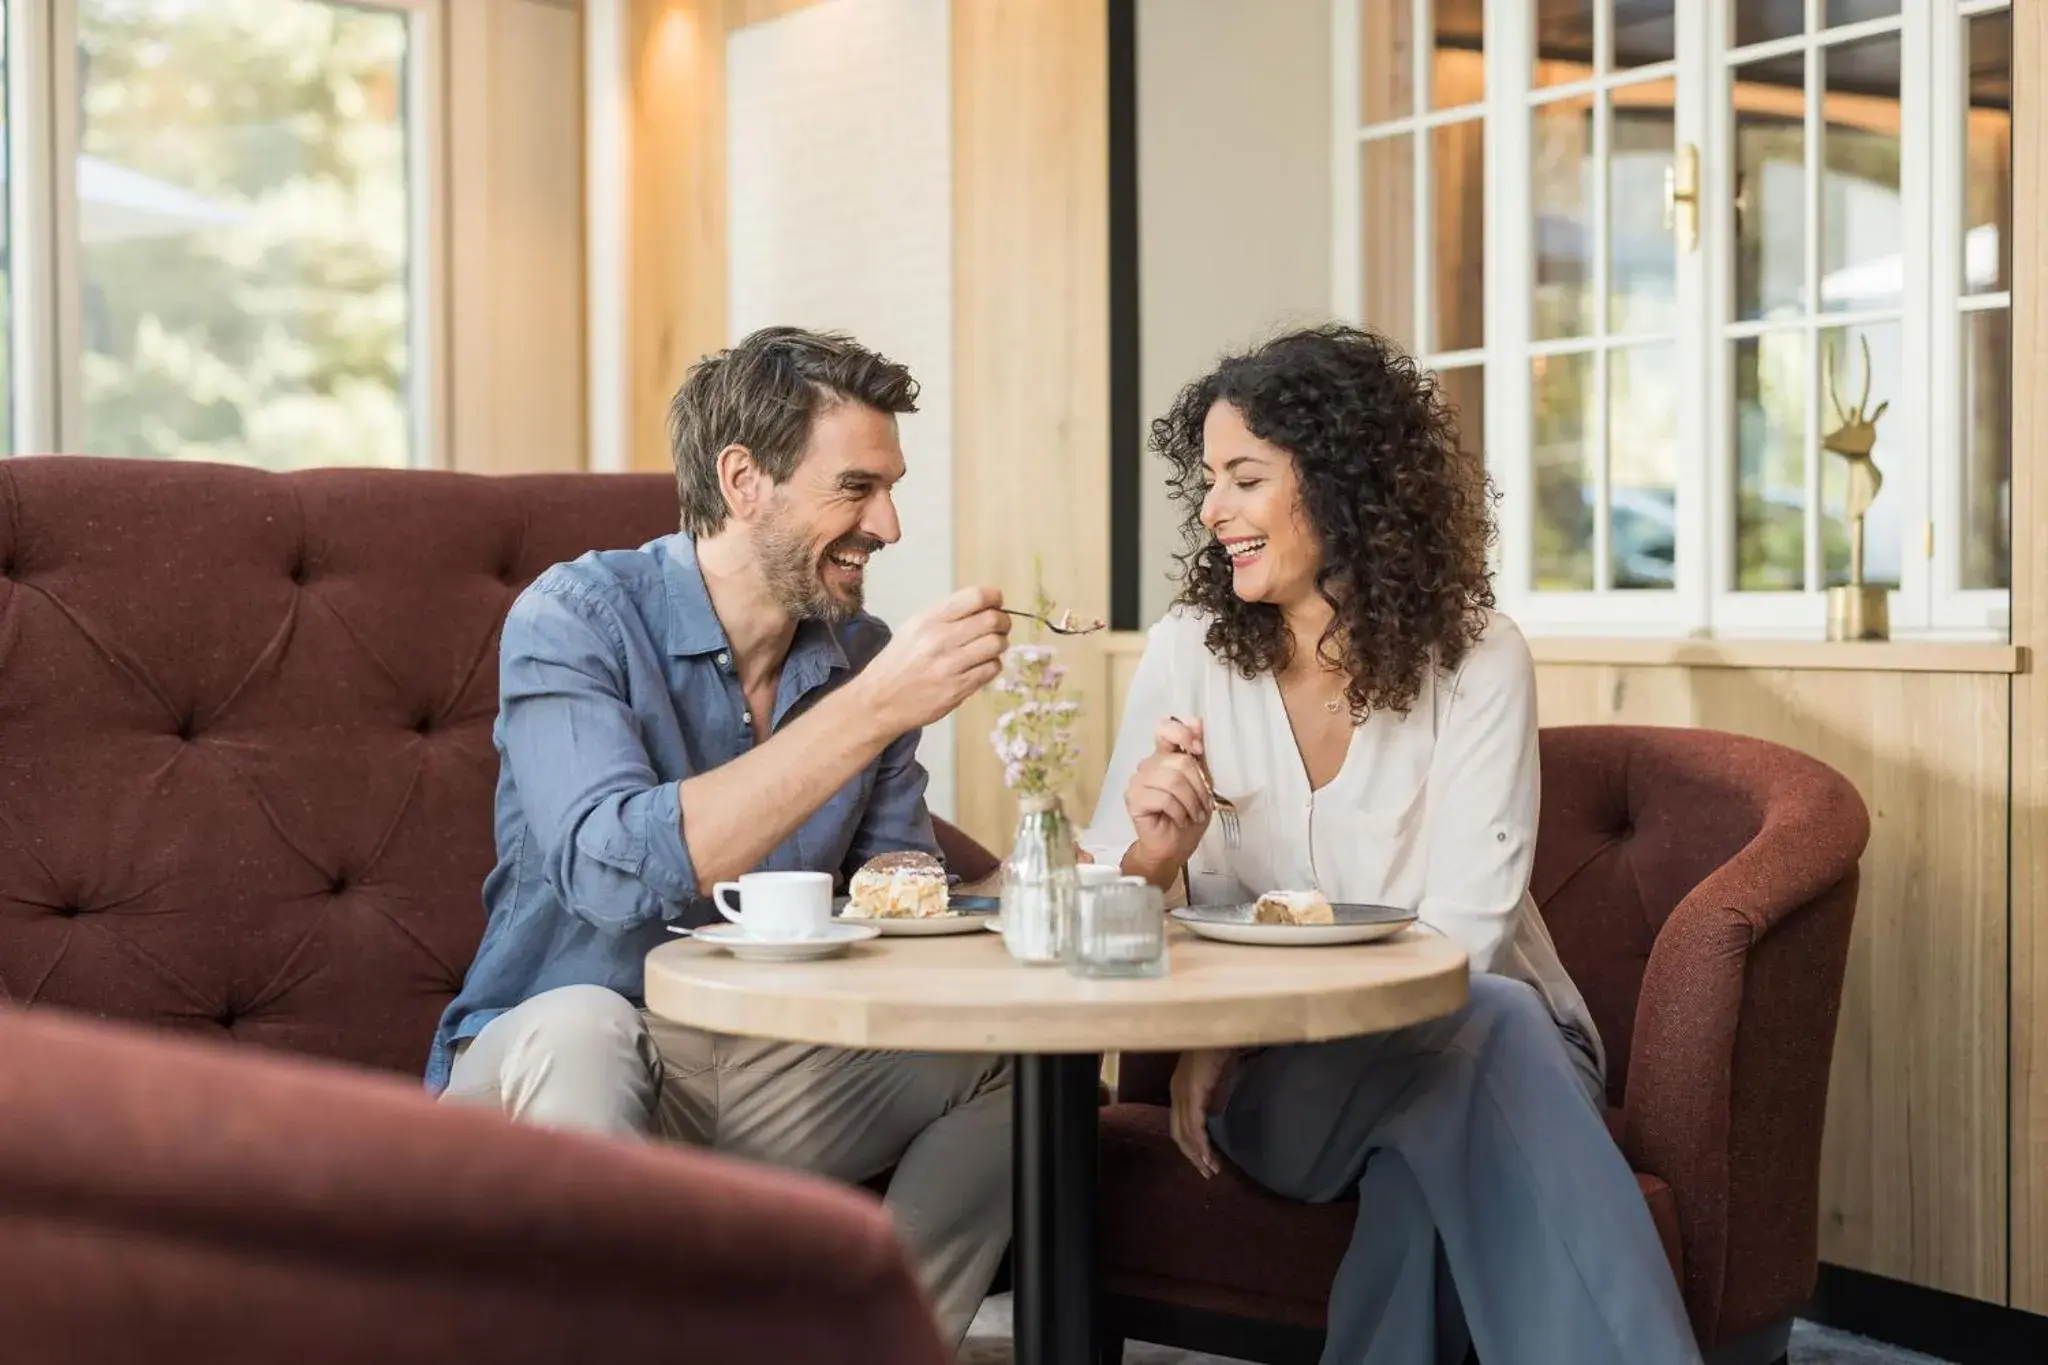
[1169,902,1414,947]
[838,894,999,936]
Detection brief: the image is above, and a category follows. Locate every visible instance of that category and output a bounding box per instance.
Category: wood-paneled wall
[446,0,589,473]
[617,0,842,476]
[625,0,731,474]
[2006,0,2048,1317]
[1537,664,2010,1301]
[950,0,1111,850]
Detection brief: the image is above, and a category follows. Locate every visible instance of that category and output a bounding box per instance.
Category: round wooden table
[643,925,1468,1365]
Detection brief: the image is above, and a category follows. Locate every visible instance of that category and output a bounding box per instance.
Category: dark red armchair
[1096,725,1869,1365]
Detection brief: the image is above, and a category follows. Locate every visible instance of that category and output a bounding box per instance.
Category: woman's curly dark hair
[1158,324,1497,720]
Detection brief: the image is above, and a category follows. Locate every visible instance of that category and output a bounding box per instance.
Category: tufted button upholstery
[0,457,681,1075]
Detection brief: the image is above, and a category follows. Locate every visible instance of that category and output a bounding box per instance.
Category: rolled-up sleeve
[1417,621,1540,974]
[498,581,696,933]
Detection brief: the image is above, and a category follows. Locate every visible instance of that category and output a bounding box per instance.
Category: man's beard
[756,514,880,626]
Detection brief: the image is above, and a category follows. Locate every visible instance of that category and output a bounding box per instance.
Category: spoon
[1001,608,1106,636]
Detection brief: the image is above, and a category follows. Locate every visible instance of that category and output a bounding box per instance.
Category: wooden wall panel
[446,0,588,473]
[1539,663,2010,1300]
[950,0,1111,850]
[2010,0,2048,1316]
[626,0,730,474]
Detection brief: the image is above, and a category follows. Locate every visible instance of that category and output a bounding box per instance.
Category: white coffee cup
[1077,863,1134,889]
[712,871,834,939]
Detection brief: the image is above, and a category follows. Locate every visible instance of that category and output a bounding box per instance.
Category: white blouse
[1081,607,1605,1081]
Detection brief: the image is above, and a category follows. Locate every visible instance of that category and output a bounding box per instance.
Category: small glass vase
[1001,795,1078,965]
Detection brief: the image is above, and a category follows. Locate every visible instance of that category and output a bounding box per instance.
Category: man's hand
[680,587,1005,888]
[1122,717,1211,885]
[1170,1047,1237,1178]
[852,586,1010,735]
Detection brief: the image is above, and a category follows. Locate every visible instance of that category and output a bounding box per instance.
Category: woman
[1082,326,1700,1365]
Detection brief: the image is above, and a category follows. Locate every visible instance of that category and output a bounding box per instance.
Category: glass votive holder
[1069,877,1169,979]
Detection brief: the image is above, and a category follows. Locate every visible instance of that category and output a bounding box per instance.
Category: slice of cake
[1252,889,1335,926]
[848,851,951,919]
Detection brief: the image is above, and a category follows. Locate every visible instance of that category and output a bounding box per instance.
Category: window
[1950,4,2011,602]
[1336,0,2016,638]
[5,0,439,469]
[1344,0,1490,546]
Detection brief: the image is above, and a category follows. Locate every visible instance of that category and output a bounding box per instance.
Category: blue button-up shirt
[425,534,936,1089]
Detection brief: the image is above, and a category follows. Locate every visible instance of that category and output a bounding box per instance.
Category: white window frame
[1333,0,2013,641]
[6,0,447,469]
[1931,0,2015,635]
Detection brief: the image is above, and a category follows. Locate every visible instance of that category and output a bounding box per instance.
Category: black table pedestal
[1011,1052,1102,1365]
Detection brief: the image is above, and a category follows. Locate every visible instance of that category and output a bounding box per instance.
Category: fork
[1168,719,1241,849]
[1000,608,1106,636]
[1204,771,1243,849]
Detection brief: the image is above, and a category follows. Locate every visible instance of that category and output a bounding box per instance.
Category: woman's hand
[1170,1047,1236,1178]
[1122,717,1212,880]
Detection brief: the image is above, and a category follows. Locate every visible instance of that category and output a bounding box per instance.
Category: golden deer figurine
[1822,334,1890,640]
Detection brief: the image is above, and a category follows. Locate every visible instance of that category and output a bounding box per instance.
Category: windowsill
[1097,631,2023,674]
[1524,637,2025,675]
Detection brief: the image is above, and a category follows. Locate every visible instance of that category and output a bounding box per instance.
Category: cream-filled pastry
[1252,888,1335,926]
[848,851,951,919]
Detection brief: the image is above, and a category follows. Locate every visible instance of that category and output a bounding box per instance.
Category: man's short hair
[668,326,919,536]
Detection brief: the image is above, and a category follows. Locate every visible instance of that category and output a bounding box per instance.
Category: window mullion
[1591,28,1615,595]
[1330,0,1362,325]
[1486,0,1533,607]
[1675,0,1714,633]
[1928,0,1968,626]
[5,0,58,455]
[1895,0,1935,630]
[403,0,447,470]
[47,0,81,454]
[1801,36,1823,595]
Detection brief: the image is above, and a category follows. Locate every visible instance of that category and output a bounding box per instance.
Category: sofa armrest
[0,1006,951,1365]
[1622,771,1866,1347]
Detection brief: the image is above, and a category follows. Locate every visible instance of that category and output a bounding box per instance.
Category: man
[429,326,1013,1346]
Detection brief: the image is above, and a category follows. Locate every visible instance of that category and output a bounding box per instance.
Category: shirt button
[716,651,730,668]
[743,711,753,726]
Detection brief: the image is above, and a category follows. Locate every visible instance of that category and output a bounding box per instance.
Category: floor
[960,1295,1953,1364]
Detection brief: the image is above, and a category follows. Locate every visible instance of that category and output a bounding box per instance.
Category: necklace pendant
[1323,697,1342,714]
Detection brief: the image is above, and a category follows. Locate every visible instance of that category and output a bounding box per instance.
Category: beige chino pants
[441,983,1012,1347]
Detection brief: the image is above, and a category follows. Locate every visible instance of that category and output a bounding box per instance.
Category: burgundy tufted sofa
[1097,725,1869,1365]
[0,456,955,1364]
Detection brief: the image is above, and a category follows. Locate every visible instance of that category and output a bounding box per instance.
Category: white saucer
[691,921,879,961]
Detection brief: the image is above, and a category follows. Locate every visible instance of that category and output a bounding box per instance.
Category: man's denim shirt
[425,534,935,1089]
